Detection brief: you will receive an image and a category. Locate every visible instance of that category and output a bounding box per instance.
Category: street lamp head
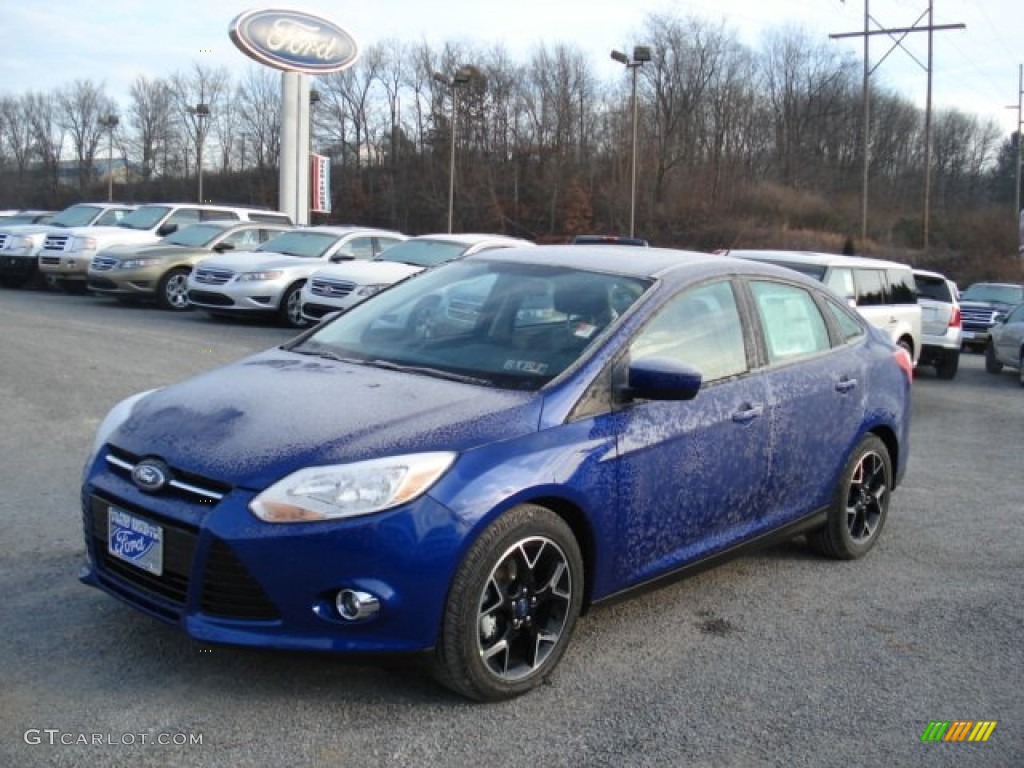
[632,45,652,63]
[309,89,321,105]
[99,114,119,129]
[610,50,629,65]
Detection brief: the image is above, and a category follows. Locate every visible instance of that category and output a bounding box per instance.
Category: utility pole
[1010,64,1022,248]
[831,2,964,252]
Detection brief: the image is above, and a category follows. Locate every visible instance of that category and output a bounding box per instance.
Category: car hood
[109,348,541,490]
[69,225,160,242]
[0,224,60,237]
[103,243,197,260]
[311,260,424,284]
[196,252,315,272]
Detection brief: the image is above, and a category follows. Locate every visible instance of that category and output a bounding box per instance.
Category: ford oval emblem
[132,459,171,493]
[229,9,359,74]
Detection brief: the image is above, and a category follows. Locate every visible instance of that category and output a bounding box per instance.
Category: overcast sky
[3,0,1021,136]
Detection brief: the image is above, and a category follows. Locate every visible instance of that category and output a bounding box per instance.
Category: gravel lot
[1,288,1021,767]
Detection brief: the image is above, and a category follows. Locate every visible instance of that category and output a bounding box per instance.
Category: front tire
[808,434,891,560]
[433,504,583,701]
[157,267,191,311]
[279,281,308,328]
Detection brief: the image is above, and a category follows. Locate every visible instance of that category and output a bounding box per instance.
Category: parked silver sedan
[186,226,407,327]
[985,302,1024,386]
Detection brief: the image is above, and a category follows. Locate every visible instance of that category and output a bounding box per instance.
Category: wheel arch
[525,495,597,613]
[867,424,900,488]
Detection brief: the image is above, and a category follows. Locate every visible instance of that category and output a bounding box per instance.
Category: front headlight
[71,236,98,253]
[237,270,285,282]
[250,452,456,523]
[118,258,163,269]
[353,284,388,298]
[6,235,31,249]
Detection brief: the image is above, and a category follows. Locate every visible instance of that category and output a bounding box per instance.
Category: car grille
[91,255,118,271]
[193,267,234,285]
[86,476,280,622]
[188,290,233,307]
[0,234,8,250]
[310,278,355,298]
[301,302,335,320]
[40,256,61,266]
[105,446,230,503]
[960,307,998,327]
[43,234,71,252]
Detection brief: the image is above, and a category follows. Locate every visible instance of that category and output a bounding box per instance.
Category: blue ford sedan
[80,246,912,700]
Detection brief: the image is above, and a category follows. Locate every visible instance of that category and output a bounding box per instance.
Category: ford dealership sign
[229,9,358,74]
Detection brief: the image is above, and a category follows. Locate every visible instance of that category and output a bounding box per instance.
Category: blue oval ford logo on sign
[229,9,359,74]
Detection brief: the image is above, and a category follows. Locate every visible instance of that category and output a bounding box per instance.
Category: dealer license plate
[107,507,163,576]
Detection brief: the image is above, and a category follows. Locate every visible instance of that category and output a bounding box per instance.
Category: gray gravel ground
[1,288,1020,767]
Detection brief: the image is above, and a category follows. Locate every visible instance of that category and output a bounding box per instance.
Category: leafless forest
[1,15,1020,281]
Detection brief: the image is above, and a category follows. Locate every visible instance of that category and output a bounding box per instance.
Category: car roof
[467,244,810,284]
[724,249,912,270]
[302,225,406,237]
[406,233,533,246]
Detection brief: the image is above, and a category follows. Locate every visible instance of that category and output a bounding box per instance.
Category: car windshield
[50,205,104,228]
[288,259,650,390]
[117,205,172,230]
[960,284,1023,304]
[377,239,469,268]
[164,223,226,247]
[1,214,47,226]
[256,231,340,258]
[734,255,828,281]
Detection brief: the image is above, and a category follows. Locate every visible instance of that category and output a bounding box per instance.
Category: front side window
[825,297,866,344]
[629,280,747,382]
[751,281,831,363]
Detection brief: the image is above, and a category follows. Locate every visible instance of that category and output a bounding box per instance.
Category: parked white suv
[37,203,291,292]
[299,233,534,323]
[726,250,922,366]
[912,268,962,379]
[187,226,407,327]
[0,202,134,288]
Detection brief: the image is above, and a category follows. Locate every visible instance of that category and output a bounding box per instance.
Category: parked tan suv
[88,220,293,310]
[726,250,922,366]
[38,203,291,292]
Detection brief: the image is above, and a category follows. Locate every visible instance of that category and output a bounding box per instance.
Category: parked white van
[725,250,922,366]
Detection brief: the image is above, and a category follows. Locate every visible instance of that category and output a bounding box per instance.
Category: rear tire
[934,349,959,380]
[808,434,891,560]
[984,342,1003,373]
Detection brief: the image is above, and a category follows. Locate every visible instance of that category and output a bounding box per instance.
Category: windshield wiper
[365,359,490,385]
[288,345,364,364]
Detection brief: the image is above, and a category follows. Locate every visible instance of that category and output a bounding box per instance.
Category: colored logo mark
[921,721,997,743]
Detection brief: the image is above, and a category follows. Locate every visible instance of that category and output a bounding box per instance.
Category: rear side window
[853,269,887,306]
[824,298,866,343]
[751,281,831,363]
[887,269,917,304]
[248,212,293,224]
[199,209,240,222]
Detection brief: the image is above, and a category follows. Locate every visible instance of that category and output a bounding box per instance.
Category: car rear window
[915,275,952,302]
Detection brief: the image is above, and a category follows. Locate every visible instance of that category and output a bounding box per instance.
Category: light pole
[98,114,119,202]
[187,103,211,203]
[433,67,473,234]
[611,45,651,238]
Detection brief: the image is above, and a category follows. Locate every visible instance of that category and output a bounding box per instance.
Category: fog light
[336,589,380,621]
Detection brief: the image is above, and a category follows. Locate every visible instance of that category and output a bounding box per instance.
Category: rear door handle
[732,404,764,423]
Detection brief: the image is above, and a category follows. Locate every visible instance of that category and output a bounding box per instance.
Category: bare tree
[57,79,117,196]
[235,66,282,173]
[127,75,174,182]
[25,91,65,197]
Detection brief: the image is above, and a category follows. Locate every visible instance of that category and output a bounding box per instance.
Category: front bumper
[87,267,160,297]
[38,251,94,280]
[0,252,38,277]
[80,448,460,653]
[187,279,290,314]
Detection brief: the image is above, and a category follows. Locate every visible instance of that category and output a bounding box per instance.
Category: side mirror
[212,242,235,253]
[617,357,702,402]
[330,251,354,263]
[157,223,179,237]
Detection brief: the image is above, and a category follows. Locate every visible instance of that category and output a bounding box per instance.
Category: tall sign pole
[229,9,359,224]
